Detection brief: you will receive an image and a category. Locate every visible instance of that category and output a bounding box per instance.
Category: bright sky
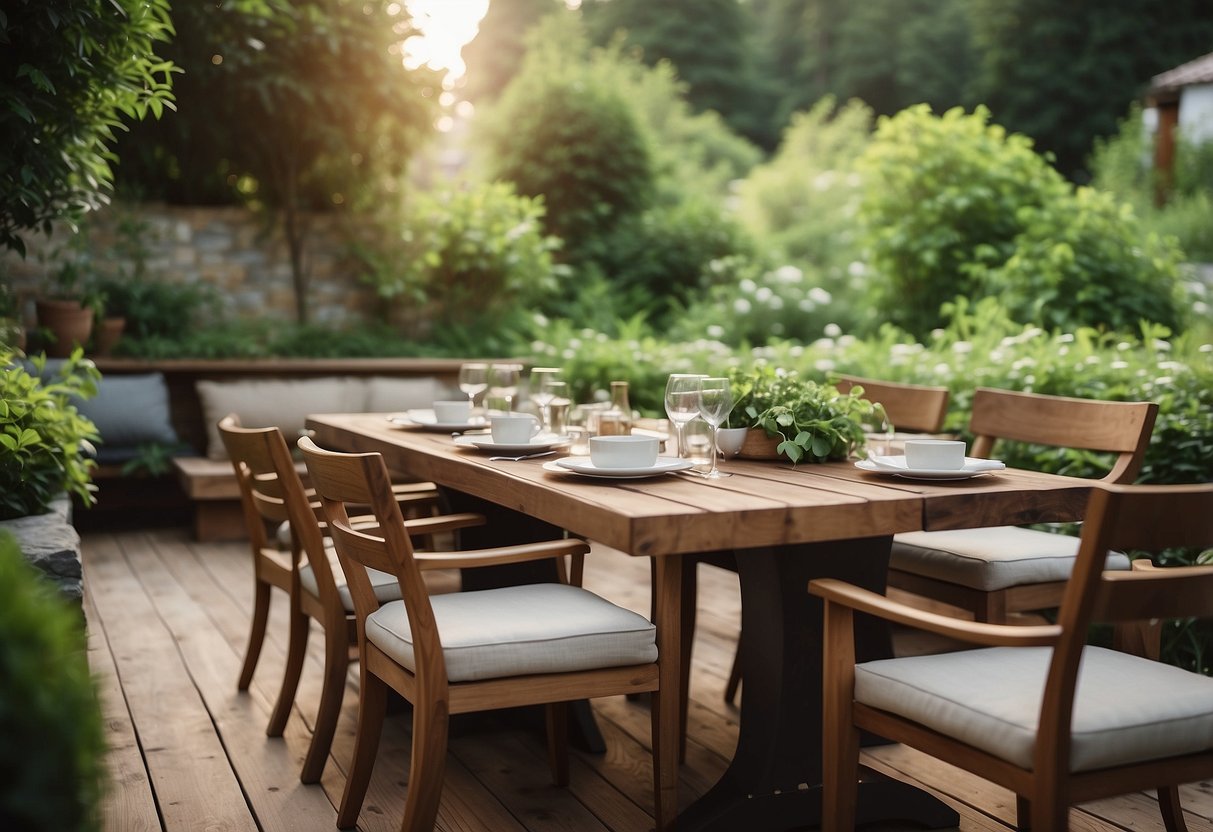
[403,0,490,82]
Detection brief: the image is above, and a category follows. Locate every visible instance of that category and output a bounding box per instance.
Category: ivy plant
[0,349,100,519]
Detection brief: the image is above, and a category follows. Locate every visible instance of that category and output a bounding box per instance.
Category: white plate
[453,434,571,454]
[547,457,694,479]
[855,455,1005,481]
[389,409,488,432]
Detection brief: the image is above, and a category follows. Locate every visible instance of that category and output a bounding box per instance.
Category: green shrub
[0,531,106,829]
[0,350,100,520]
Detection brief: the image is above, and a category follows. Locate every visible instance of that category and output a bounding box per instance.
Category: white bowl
[903,438,966,470]
[590,435,659,468]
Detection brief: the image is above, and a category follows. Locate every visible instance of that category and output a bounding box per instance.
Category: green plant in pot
[0,347,100,519]
[724,365,882,463]
[35,253,104,359]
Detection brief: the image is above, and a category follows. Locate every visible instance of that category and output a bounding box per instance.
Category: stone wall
[1,497,82,602]
[3,203,381,327]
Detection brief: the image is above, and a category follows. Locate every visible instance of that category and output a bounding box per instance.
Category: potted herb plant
[34,254,103,358]
[723,366,882,463]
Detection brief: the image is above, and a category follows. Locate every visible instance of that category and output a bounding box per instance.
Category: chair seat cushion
[300,552,401,612]
[891,526,1131,591]
[365,583,657,683]
[856,645,1213,772]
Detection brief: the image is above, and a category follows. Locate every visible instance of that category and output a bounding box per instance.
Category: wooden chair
[887,387,1158,622]
[715,375,952,709]
[811,482,1213,832]
[298,436,677,831]
[834,374,951,434]
[221,416,483,784]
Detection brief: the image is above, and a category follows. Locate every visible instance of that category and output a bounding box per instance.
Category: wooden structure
[305,411,1097,831]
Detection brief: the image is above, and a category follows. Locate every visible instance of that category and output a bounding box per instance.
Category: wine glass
[696,377,734,479]
[487,363,522,412]
[543,380,571,434]
[664,374,705,458]
[528,367,562,431]
[458,363,488,413]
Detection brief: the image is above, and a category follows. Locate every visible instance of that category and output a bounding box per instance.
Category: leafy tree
[969,0,1213,180]
[115,0,439,323]
[0,0,176,256]
[581,0,777,147]
[458,0,564,103]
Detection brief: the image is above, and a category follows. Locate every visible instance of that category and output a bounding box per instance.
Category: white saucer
[454,434,571,454]
[389,409,487,432]
[547,457,694,479]
[855,455,1005,481]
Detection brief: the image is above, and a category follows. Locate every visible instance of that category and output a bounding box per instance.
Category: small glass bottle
[598,381,633,436]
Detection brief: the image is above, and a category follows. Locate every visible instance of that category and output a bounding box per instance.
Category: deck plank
[82,526,1211,832]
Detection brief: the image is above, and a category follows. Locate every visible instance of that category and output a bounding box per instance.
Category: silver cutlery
[489,450,557,462]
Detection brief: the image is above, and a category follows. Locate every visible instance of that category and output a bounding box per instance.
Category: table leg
[674,536,958,832]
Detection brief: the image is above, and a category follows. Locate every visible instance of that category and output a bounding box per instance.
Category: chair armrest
[402,512,486,536]
[809,578,1061,648]
[414,538,591,571]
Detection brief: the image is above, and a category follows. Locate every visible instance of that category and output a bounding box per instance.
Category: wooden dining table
[306,412,1094,831]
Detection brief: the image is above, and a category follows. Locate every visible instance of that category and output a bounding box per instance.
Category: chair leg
[336,671,388,829]
[299,624,349,784]
[820,693,859,831]
[267,607,309,737]
[1158,785,1189,832]
[723,638,742,705]
[400,691,450,832]
[1029,785,1069,832]
[545,701,569,787]
[1016,794,1031,830]
[238,579,272,691]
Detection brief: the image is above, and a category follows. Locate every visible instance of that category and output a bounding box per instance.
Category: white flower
[1117,341,1132,352]
[952,341,973,354]
[1152,339,1172,352]
[740,279,757,293]
[813,337,836,349]
[707,324,724,338]
[568,337,582,349]
[815,359,836,372]
[847,261,866,277]
[530,340,547,353]
[1058,333,1075,343]
[1200,344,1212,353]
[838,334,856,348]
[733,298,752,314]
[1155,376,1174,386]
[930,329,946,341]
[798,299,817,312]
[823,322,842,338]
[809,287,833,305]
[756,287,773,302]
[933,362,951,376]
[774,265,803,284]
[1110,360,1129,369]
[768,296,784,310]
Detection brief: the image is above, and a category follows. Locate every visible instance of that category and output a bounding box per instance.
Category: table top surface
[306,412,1093,558]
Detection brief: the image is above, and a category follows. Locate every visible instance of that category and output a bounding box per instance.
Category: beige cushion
[299,548,401,612]
[890,526,1131,591]
[364,376,449,413]
[855,645,1213,772]
[197,377,368,460]
[365,583,657,683]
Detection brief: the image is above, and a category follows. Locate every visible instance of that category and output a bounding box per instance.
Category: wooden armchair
[219,416,483,784]
[298,436,677,832]
[888,387,1158,622]
[811,482,1213,831]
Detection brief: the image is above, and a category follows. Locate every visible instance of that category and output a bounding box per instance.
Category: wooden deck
[84,526,1213,831]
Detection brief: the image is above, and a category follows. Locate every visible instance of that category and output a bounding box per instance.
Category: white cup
[491,413,541,444]
[903,439,966,470]
[432,399,471,423]
[590,435,659,468]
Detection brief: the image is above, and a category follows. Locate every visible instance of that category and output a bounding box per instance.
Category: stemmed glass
[696,377,734,479]
[487,363,522,412]
[458,363,488,414]
[664,374,705,459]
[529,367,562,432]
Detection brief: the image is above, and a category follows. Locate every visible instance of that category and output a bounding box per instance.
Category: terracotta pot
[35,299,94,358]
[94,316,126,356]
[737,428,783,460]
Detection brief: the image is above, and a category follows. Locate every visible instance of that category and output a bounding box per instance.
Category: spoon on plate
[489,450,557,462]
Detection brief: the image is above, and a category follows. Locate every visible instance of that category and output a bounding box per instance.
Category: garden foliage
[0,350,100,520]
[0,532,106,831]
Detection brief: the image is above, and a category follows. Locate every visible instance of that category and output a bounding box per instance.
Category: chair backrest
[297,436,443,675]
[834,375,950,433]
[968,387,1158,483]
[217,415,344,615]
[1041,482,1213,773]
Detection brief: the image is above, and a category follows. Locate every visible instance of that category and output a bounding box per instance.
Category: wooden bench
[84,357,472,539]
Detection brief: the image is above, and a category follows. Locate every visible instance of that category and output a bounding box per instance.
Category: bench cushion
[855,645,1213,772]
[890,526,1131,591]
[197,377,368,460]
[365,583,657,682]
